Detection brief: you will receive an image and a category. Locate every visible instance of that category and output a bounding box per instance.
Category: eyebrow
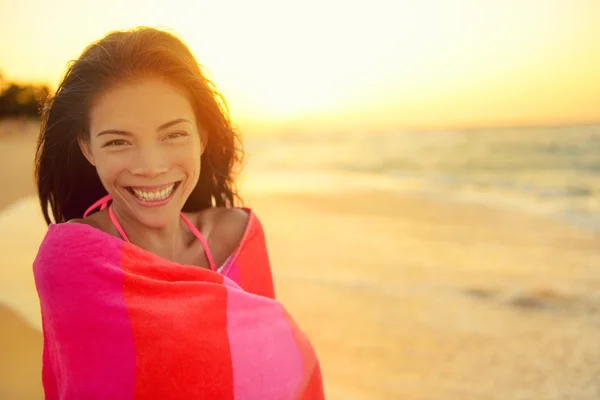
[96,118,192,137]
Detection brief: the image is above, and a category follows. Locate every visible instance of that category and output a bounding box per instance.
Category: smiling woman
[77,78,207,237]
[32,26,324,399]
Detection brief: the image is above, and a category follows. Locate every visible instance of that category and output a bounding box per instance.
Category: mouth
[126,181,182,206]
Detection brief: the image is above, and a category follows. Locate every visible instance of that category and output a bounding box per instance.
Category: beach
[1,120,600,399]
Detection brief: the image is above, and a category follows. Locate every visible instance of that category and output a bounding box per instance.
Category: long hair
[35,27,244,225]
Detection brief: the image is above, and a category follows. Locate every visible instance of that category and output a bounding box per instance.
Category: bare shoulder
[193,206,250,241]
[215,207,250,226]
[65,210,106,230]
[211,207,250,235]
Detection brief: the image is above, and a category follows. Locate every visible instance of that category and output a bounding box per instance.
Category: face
[80,77,203,228]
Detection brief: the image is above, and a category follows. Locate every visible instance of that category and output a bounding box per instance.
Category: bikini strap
[108,204,130,242]
[83,194,111,218]
[81,193,129,242]
[180,213,218,271]
[84,194,216,271]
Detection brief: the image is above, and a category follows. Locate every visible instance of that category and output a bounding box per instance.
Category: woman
[33,27,324,399]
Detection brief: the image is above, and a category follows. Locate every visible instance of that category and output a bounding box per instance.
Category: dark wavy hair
[35,26,245,225]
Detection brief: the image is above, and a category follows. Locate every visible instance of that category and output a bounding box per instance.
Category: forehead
[89,78,196,133]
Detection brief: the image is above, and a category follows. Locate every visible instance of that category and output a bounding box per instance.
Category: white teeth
[132,183,175,201]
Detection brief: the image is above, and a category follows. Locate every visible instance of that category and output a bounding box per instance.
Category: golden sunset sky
[0,0,599,132]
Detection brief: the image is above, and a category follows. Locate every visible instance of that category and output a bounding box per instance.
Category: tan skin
[69,77,248,270]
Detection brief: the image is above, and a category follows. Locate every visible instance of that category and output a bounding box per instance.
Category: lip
[129,182,178,191]
[126,181,181,207]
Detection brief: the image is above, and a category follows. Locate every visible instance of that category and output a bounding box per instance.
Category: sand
[1,120,600,399]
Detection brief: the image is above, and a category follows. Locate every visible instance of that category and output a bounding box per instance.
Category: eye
[165,131,188,140]
[103,139,130,147]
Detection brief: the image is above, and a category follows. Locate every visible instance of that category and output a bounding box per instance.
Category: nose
[130,145,169,178]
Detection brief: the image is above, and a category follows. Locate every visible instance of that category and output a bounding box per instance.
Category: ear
[77,135,96,166]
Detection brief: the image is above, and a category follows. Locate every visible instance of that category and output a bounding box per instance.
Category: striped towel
[33,215,324,399]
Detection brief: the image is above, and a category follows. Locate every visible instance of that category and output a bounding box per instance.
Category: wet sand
[250,191,600,400]
[0,305,43,400]
[1,120,600,399]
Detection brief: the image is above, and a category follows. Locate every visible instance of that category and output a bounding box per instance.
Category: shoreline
[241,166,600,237]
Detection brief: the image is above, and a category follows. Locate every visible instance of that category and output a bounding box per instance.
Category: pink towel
[33,212,324,399]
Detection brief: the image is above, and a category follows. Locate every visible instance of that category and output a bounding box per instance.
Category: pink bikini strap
[180,213,218,271]
[108,204,130,242]
[82,193,130,242]
[83,194,111,218]
[83,194,216,270]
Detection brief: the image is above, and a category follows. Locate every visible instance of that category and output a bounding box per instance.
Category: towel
[33,213,324,400]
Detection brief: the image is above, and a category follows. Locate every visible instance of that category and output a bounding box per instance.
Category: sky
[0,0,599,133]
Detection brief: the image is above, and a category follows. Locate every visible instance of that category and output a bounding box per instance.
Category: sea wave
[245,123,600,232]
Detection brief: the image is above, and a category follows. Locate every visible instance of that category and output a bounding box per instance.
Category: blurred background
[1,0,599,399]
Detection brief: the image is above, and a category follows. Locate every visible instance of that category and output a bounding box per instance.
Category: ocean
[244,123,600,233]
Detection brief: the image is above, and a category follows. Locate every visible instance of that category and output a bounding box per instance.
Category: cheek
[174,141,202,173]
[93,153,130,185]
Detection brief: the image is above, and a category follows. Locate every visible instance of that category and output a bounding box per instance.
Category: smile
[127,182,181,202]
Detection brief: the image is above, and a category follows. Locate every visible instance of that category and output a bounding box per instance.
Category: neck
[111,205,189,261]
